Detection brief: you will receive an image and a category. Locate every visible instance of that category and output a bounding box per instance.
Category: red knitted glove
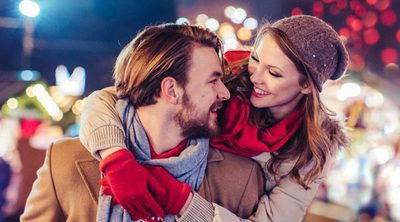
[99,149,166,219]
[145,166,192,215]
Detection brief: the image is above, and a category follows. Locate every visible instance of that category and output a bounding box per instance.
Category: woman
[80,15,349,221]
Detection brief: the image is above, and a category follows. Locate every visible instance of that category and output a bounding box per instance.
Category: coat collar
[207,148,225,162]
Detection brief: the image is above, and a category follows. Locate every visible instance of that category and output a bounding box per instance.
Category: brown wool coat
[20,138,265,222]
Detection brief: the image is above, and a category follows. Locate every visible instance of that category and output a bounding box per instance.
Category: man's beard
[174,92,220,139]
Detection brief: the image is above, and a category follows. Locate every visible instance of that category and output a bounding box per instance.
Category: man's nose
[217,81,231,101]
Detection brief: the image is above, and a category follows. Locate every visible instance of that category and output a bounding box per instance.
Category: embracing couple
[22,14,348,222]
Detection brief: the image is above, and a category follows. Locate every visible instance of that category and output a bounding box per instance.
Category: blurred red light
[350,0,361,10]
[337,0,348,9]
[355,5,366,17]
[381,10,397,26]
[363,28,380,45]
[350,54,366,71]
[21,118,42,139]
[292,8,303,16]
[366,0,377,5]
[381,48,398,64]
[375,0,391,11]
[396,29,400,43]
[363,11,378,27]
[350,18,363,32]
[312,1,324,18]
[339,27,351,38]
[346,15,356,26]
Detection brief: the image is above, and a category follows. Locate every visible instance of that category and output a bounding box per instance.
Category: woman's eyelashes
[250,54,259,63]
[268,70,282,78]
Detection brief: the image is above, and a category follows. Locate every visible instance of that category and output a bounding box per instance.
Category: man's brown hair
[113,23,223,108]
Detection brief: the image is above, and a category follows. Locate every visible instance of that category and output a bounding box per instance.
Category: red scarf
[211,97,304,157]
[149,139,188,159]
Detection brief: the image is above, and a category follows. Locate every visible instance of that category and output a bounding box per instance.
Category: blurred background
[0,0,399,221]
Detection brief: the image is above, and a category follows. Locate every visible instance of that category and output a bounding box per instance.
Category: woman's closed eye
[250,54,259,63]
[268,70,282,78]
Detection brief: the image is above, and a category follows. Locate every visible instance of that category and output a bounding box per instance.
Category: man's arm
[20,144,65,222]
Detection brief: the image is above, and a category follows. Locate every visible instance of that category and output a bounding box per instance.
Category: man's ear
[160,77,183,104]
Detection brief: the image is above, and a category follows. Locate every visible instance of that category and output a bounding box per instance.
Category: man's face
[174,46,230,138]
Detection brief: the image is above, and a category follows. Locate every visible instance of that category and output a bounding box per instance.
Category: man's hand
[99,149,166,220]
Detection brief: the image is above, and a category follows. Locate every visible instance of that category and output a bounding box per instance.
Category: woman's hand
[99,149,166,220]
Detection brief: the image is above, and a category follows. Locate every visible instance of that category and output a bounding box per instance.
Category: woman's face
[248,34,310,120]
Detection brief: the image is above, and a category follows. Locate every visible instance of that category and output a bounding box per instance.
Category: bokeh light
[196,14,208,24]
[291,7,303,16]
[231,8,247,24]
[363,28,380,45]
[176,17,190,25]
[337,0,348,9]
[224,6,236,18]
[381,48,398,64]
[380,10,397,26]
[312,1,324,18]
[363,11,378,27]
[19,0,40,17]
[205,18,220,32]
[243,17,258,30]
[396,29,400,43]
[237,27,252,41]
[374,0,391,11]
[7,98,18,109]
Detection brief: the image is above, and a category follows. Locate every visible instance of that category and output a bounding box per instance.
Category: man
[21,24,264,221]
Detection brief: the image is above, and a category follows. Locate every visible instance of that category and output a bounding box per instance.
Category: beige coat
[21,138,264,222]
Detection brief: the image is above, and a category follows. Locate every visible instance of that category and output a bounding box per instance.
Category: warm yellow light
[7,98,18,109]
[237,27,252,41]
[218,22,235,36]
[26,86,34,97]
[72,99,84,115]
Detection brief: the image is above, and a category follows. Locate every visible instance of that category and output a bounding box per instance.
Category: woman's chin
[250,97,266,108]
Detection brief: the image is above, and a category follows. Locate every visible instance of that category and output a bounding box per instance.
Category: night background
[0,0,400,221]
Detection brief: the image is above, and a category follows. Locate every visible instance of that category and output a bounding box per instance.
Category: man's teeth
[254,88,269,95]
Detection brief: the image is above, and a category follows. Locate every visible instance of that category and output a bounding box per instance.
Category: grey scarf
[97,99,209,222]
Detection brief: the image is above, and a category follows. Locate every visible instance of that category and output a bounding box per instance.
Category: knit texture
[176,193,214,222]
[273,15,349,91]
[87,125,126,160]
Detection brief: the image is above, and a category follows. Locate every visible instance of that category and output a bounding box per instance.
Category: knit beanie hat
[272,15,349,91]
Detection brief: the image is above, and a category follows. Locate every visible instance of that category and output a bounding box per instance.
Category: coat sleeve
[79,87,127,160]
[20,144,66,222]
[177,156,333,222]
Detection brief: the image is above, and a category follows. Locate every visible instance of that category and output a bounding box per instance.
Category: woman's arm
[79,87,126,160]
[177,154,333,222]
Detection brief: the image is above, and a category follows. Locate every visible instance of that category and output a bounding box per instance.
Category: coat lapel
[75,158,101,204]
